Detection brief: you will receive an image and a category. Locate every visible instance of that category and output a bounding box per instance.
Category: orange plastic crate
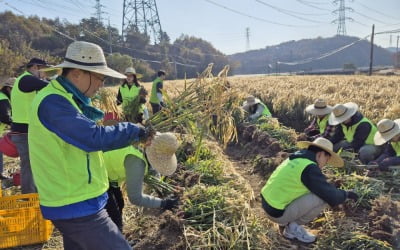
[0,193,54,248]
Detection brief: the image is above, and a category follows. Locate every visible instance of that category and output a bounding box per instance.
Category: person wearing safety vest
[10,58,49,193]
[116,67,143,106]
[242,95,272,121]
[261,137,358,243]
[0,77,15,179]
[28,41,154,250]
[369,119,400,171]
[304,99,336,141]
[329,102,381,164]
[103,132,180,231]
[150,70,166,114]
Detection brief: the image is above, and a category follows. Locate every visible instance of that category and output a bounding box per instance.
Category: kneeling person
[260,138,358,243]
[242,95,271,121]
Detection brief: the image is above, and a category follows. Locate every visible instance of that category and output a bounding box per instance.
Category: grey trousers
[10,133,36,193]
[333,140,382,164]
[266,193,327,226]
[52,209,132,250]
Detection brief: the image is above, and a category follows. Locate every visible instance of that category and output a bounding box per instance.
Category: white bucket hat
[297,137,344,167]
[305,99,333,116]
[328,102,358,125]
[124,67,143,79]
[145,132,180,176]
[53,41,126,79]
[242,96,261,110]
[374,119,400,145]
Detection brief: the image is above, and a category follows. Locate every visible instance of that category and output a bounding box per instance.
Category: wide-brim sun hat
[305,99,333,116]
[145,132,180,176]
[297,137,344,167]
[328,102,358,126]
[53,41,126,79]
[374,119,400,145]
[242,96,261,109]
[125,67,143,79]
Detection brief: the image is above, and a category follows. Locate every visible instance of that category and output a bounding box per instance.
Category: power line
[255,0,328,22]
[355,1,399,21]
[278,36,368,65]
[296,0,332,11]
[203,0,320,28]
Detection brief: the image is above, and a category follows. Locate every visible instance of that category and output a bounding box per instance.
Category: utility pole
[369,24,375,76]
[246,27,250,51]
[396,35,399,68]
[332,0,353,36]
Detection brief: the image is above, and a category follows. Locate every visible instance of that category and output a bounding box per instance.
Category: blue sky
[2,0,400,54]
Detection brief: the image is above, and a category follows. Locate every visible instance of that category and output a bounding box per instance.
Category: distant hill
[228,36,394,74]
[386,47,398,53]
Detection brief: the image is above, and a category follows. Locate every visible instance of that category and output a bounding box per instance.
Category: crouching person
[104,132,180,230]
[242,95,272,121]
[260,138,358,243]
[329,102,381,164]
[370,119,400,171]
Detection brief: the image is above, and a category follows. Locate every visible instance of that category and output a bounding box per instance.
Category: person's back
[10,58,49,193]
[150,70,166,114]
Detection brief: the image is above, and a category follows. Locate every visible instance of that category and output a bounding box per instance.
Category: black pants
[151,102,161,114]
[105,185,125,231]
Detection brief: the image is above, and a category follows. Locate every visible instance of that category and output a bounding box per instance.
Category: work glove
[346,190,359,201]
[160,197,179,210]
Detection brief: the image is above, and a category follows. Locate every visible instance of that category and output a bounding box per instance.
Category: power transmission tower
[94,0,105,23]
[332,0,353,36]
[122,0,163,44]
[246,27,250,51]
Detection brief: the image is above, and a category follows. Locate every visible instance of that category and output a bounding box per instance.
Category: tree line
[0,11,231,82]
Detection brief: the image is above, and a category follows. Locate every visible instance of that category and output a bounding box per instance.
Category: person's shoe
[283,222,316,243]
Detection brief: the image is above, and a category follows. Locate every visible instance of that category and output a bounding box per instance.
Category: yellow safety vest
[11,71,36,124]
[29,79,108,207]
[342,117,377,145]
[103,146,148,187]
[261,157,314,210]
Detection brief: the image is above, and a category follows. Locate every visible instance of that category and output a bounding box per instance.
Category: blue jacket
[38,94,146,220]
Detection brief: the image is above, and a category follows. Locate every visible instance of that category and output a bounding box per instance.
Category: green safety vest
[119,84,141,106]
[391,142,400,157]
[342,117,377,145]
[259,102,272,117]
[103,146,148,187]
[150,77,162,104]
[0,92,10,134]
[29,79,108,207]
[11,71,37,124]
[261,157,314,210]
[317,115,329,134]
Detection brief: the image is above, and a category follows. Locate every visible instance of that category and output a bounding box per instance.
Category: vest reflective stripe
[103,146,148,186]
[259,102,272,117]
[150,77,161,104]
[261,157,314,210]
[0,92,9,134]
[29,79,108,207]
[391,142,400,157]
[11,71,36,124]
[317,116,329,134]
[119,84,141,105]
[341,117,377,144]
